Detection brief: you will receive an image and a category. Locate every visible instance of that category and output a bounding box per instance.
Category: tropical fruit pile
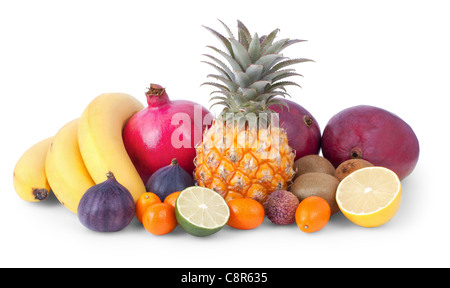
[13,20,419,236]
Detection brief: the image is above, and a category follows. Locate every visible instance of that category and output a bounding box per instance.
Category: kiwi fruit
[290,172,340,215]
[293,155,335,180]
[334,159,374,181]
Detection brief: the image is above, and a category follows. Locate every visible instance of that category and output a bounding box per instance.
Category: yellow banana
[13,137,53,202]
[45,118,95,213]
[78,93,146,202]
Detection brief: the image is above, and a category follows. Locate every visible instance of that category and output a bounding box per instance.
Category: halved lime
[175,186,230,237]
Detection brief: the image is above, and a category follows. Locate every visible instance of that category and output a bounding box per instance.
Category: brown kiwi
[293,155,335,180]
[334,159,374,181]
[290,172,340,215]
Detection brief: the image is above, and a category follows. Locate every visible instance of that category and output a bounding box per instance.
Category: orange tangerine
[142,203,177,235]
[295,196,330,233]
[135,192,161,223]
[164,191,181,208]
[227,198,265,230]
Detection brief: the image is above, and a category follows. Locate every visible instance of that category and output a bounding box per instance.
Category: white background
[1,0,449,268]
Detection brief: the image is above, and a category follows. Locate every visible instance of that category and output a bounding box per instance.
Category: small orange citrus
[227,198,265,230]
[135,192,161,223]
[295,196,330,233]
[164,191,181,208]
[142,203,177,235]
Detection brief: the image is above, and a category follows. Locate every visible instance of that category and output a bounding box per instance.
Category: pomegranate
[123,84,213,184]
[270,99,321,160]
[321,105,419,180]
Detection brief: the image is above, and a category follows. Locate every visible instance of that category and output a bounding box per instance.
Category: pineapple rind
[195,119,295,203]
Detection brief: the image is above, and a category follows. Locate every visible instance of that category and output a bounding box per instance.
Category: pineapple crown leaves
[201,20,313,116]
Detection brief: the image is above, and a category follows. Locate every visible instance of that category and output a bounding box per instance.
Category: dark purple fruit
[322,105,420,180]
[146,158,195,201]
[78,172,135,232]
[270,99,321,160]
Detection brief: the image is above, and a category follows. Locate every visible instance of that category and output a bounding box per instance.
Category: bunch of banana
[13,93,146,213]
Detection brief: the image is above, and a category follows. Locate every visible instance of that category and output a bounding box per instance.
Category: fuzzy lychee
[264,190,300,225]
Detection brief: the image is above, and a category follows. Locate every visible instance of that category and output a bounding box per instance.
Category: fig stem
[106,171,115,180]
[171,158,178,166]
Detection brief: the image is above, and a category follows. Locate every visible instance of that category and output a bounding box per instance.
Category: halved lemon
[336,166,402,228]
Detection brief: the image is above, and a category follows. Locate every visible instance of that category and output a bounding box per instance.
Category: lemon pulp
[336,166,401,228]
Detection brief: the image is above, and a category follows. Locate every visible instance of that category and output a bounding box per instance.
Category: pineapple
[194,20,311,203]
